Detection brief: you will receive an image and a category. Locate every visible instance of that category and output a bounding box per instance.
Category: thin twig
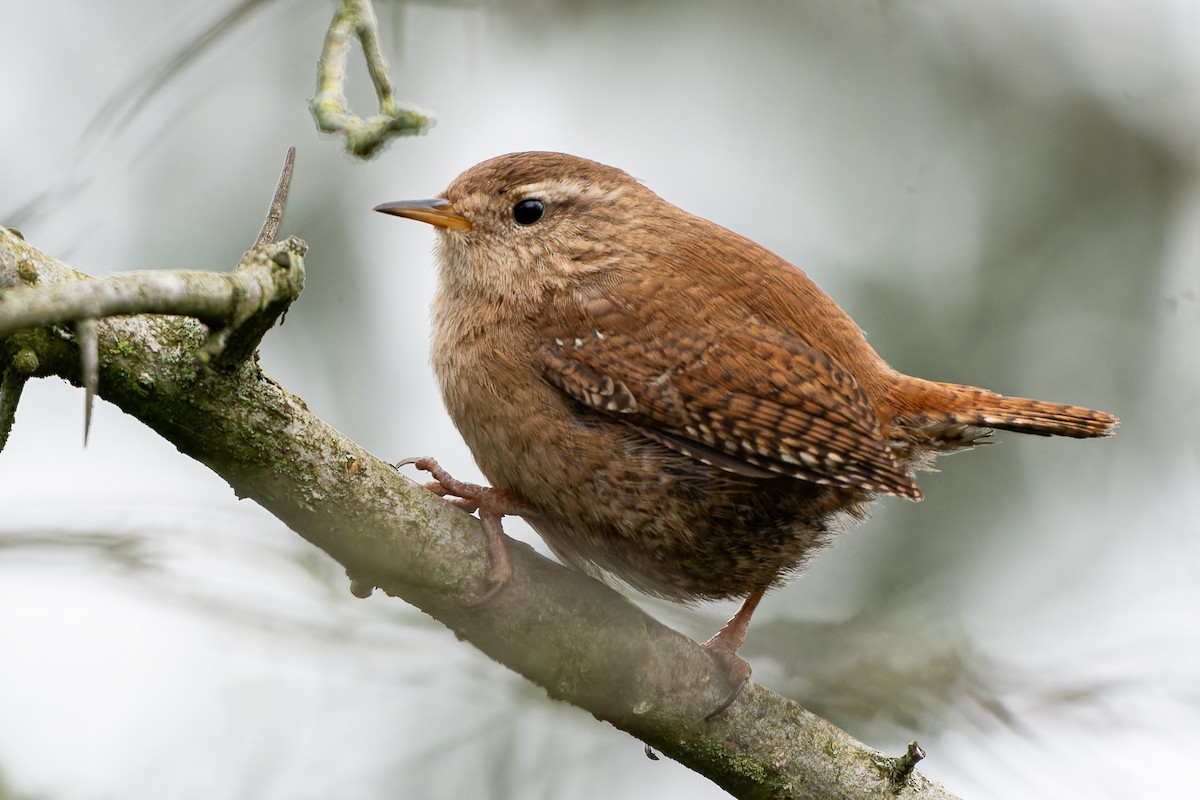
[255,147,296,248]
[0,262,293,339]
[310,0,433,158]
[0,360,29,452]
[76,318,99,445]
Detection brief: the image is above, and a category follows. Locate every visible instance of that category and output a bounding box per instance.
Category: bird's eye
[512,198,545,225]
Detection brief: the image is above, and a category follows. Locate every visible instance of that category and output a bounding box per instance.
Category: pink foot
[397,456,530,604]
[699,587,766,718]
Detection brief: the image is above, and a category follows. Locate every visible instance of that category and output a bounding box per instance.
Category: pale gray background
[1,1,1195,798]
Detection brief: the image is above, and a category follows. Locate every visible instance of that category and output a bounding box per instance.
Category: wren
[376,152,1117,707]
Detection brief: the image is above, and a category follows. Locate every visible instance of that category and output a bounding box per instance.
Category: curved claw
[394,455,432,470]
[701,646,752,719]
[468,575,510,608]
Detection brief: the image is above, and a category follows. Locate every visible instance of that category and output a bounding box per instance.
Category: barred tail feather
[895,378,1119,439]
[957,395,1118,438]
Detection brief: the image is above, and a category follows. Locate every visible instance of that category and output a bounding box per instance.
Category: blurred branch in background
[83,0,284,145]
[5,0,287,233]
[311,0,434,157]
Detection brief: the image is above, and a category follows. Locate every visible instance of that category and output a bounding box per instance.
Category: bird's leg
[396,456,529,604]
[700,586,766,717]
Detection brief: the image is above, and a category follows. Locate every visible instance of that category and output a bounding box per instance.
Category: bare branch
[0,259,288,340]
[310,0,434,158]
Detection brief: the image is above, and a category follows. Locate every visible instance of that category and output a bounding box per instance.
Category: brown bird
[376,152,1117,708]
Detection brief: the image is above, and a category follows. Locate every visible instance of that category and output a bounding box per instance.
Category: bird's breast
[430,287,567,490]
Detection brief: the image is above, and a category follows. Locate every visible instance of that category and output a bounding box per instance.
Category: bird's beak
[373,198,473,231]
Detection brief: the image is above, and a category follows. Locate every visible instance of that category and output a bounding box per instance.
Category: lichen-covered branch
[310,0,434,158]
[0,225,961,799]
[0,254,301,344]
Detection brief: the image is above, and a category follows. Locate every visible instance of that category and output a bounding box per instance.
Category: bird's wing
[539,288,920,498]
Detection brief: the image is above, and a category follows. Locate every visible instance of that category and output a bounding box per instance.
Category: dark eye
[512,198,545,225]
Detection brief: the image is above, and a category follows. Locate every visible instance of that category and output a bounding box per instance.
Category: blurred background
[1,1,1196,798]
